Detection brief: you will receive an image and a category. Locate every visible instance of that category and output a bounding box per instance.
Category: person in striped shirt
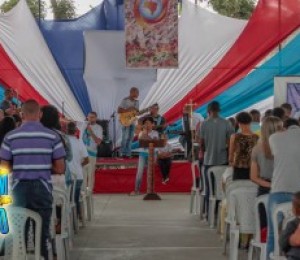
[0,99,66,260]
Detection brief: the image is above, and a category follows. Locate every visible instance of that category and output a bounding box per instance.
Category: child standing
[130,117,159,195]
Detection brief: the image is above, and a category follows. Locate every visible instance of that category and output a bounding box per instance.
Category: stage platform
[94,158,198,194]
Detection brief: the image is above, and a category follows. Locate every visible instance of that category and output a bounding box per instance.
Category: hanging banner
[125,0,178,68]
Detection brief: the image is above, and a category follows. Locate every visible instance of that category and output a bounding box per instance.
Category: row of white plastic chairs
[0,172,94,260]
[189,163,294,260]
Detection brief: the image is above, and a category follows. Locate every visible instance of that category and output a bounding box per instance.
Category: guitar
[119,103,158,127]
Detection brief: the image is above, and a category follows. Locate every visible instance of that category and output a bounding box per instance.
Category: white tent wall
[141,1,247,114]
[0,0,85,120]
[83,31,157,140]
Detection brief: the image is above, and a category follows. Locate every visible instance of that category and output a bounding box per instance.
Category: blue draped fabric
[39,4,107,115]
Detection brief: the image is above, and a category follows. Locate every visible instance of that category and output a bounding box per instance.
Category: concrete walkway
[70,194,232,260]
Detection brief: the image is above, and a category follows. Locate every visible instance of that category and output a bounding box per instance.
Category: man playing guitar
[118,87,140,158]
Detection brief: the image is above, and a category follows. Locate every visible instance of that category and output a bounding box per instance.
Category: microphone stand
[109,111,117,157]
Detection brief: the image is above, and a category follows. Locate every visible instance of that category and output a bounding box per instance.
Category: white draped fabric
[141,1,247,114]
[0,0,84,120]
[83,31,157,121]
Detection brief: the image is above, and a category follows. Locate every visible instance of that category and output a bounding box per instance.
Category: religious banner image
[125,0,178,68]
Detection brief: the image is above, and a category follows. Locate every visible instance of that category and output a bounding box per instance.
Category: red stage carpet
[94,160,196,194]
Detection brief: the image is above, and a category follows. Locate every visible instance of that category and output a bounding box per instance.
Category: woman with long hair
[250,116,283,236]
[250,116,284,195]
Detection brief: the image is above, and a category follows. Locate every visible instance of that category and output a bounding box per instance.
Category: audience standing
[66,122,89,215]
[229,112,258,180]
[0,117,16,145]
[250,109,261,135]
[266,118,300,259]
[272,107,286,121]
[40,105,72,187]
[0,100,66,259]
[281,103,293,120]
[250,116,283,230]
[0,89,17,116]
[200,101,234,214]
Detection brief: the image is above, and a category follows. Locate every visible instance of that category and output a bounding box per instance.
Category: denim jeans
[266,192,293,259]
[135,155,148,192]
[121,124,135,157]
[12,179,53,260]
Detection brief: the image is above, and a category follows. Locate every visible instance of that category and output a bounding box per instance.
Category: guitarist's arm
[118,107,137,113]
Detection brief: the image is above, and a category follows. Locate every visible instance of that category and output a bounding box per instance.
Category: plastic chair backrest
[253,194,269,242]
[272,202,293,257]
[4,206,42,260]
[207,166,228,200]
[229,187,257,234]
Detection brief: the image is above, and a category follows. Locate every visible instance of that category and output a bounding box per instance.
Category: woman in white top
[67,122,89,214]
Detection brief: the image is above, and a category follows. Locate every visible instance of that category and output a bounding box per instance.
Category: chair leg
[248,240,253,260]
[87,194,93,221]
[209,198,216,228]
[73,207,79,234]
[261,244,267,260]
[55,236,65,260]
[190,190,196,214]
[229,227,240,260]
[199,194,204,220]
[195,190,200,215]
[223,222,229,255]
[64,237,70,260]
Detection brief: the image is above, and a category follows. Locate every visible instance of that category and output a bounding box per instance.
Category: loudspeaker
[97,120,109,141]
[97,141,113,158]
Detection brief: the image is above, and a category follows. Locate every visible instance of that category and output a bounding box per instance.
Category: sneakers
[129,191,140,196]
[162,178,170,185]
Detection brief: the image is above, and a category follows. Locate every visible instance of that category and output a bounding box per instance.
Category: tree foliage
[50,0,76,20]
[0,0,46,18]
[209,0,255,20]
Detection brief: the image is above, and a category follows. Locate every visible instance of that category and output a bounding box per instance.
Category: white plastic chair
[228,187,257,260]
[190,160,201,215]
[223,180,257,256]
[52,187,70,260]
[207,166,228,228]
[248,194,269,260]
[270,202,293,260]
[3,206,42,260]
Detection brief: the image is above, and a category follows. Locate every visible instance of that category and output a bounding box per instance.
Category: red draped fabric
[0,45,48,104]
[164,0,300,122]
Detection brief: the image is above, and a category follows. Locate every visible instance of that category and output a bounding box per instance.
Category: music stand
[139,139,165,200]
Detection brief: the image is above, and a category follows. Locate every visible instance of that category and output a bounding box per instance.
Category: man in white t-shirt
[130,117,159,195]
[67,122,89,214]
[82,112,103,191]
